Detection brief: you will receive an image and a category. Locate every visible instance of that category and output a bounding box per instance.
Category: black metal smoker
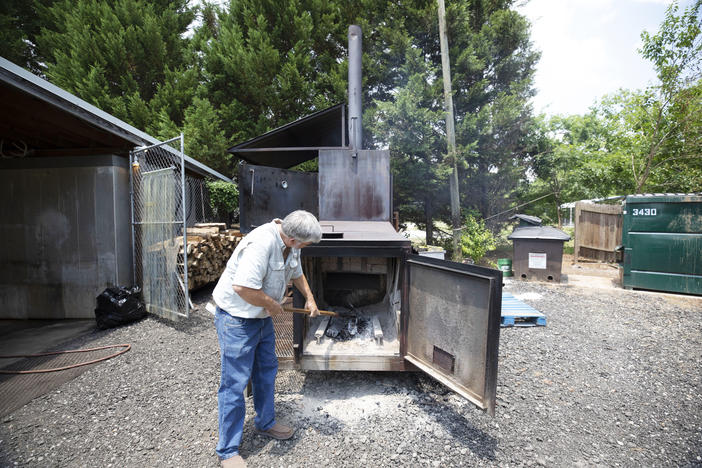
[229,26,502,415]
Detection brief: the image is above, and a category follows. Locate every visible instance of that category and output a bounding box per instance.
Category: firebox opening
[324,272,386,307]
[301,256,401,358]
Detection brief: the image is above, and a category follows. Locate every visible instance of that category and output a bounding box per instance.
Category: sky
[515,0,694,116]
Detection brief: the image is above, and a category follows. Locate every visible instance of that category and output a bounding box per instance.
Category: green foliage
[0,0,58,73]
[368,44,447,244]
[14,0,538,228]
[290,158,319,172]
[451,4,540,219]
[517,111,633,224]
[631,0,702,192]
[180,98,231,176]
[640,1,701,91]
[460,214,496,264]
[207,180,239,220]
[517,1,701,223]
[35,0,194,130]
[8,0,698,241]
[197,0,348,143]
[367,0,538,240]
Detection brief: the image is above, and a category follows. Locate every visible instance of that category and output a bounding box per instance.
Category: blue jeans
[214,307,278,460]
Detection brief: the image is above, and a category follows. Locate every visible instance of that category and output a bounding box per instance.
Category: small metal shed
[508,220,571,283]
[618,193,702,295]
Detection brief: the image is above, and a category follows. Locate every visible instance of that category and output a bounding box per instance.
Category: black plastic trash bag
[94,286,147,330]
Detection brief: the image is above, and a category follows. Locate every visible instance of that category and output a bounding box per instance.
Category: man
[212,210,322,468]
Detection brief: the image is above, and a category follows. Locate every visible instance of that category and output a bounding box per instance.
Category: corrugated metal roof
[0,56,232,182]
[508,226,571,241]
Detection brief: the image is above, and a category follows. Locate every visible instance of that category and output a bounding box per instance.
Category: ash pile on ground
[1,281,701,467]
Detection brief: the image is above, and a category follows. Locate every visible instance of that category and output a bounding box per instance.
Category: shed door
[404,255,501,415]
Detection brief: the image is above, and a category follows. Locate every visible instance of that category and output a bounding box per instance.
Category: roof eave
[0,57,232,182]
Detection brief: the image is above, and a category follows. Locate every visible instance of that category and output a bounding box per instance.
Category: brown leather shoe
[221,454,247,468]
[256,422,295,440]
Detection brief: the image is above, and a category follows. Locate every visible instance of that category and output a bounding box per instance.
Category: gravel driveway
[1,280,701,467]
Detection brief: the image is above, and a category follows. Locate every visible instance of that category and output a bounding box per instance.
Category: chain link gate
[130,135,189,320]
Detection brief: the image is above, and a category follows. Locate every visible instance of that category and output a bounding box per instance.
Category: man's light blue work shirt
[212,219,303,319]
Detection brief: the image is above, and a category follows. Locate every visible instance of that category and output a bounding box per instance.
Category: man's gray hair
[281,210,322,243]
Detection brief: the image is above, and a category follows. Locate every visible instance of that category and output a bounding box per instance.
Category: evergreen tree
[0,0,58,74]
[368,46,448,244]
[446,1,540,220]
[35,0,194,131]
[153,97,231,175]
[198,0,349,143]
[365,0,538,234]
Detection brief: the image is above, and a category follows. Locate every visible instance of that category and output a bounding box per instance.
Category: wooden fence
[573,202,623,262]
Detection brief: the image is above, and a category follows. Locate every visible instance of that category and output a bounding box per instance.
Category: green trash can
[497,258,513,277]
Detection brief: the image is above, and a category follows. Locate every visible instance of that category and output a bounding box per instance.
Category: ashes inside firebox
[324,311,372,341]
[301,256,401,357]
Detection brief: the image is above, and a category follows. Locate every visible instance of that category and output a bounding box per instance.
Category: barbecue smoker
[229,26,501,414]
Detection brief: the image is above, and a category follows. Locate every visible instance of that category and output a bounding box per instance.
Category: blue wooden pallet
[501,292,546,327]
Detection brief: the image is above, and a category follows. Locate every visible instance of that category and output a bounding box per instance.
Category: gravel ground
[1,280,701,467]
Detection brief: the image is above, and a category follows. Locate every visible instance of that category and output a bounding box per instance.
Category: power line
[485,192,555,221]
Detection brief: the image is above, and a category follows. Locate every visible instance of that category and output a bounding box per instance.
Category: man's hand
[305,298,320,318]
[292,274,319,317]
[233,285,284,316]
[265,301,285,316]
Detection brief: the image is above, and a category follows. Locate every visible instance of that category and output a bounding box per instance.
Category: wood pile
[178,223,243,290]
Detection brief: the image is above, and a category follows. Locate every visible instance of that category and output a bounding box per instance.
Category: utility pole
[437,0,462,261]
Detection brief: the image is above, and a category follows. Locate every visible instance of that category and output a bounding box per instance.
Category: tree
[449,3,540,220]
[35,0,195,131]
[152,96,231,175]
[197,0,349,144]
[19,0,541,209]
[522,113,630,225]
[363,1,539,238]
[631,0,702,192]
[368,46,448,245]
[519,0,702,223]
[460,213,495,263]
[0,1,58,74]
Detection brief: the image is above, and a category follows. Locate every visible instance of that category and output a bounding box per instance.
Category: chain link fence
[130,136,188,320]
[130,135,234,320]
[185,176,215,226]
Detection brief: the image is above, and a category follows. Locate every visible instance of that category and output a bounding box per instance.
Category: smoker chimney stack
[348,25,362,150]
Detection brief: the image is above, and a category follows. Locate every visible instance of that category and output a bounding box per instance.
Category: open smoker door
[404,254,502,415]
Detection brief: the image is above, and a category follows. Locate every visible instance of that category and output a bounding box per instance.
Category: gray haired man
[212,210,322,468]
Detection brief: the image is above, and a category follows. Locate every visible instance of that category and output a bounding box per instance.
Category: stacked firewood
[178,223,243,290]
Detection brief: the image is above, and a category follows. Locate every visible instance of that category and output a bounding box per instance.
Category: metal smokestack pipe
[348,25,362,151]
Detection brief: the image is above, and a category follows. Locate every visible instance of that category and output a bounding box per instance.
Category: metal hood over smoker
[318,26,391,222]
[229,26,501,416]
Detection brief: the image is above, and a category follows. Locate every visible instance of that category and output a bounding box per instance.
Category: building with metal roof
[0,57,230,319]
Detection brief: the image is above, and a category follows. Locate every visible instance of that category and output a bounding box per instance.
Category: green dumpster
[618,193,702,295]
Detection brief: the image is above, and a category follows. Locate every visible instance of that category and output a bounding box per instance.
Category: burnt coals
[325,314,372,341]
